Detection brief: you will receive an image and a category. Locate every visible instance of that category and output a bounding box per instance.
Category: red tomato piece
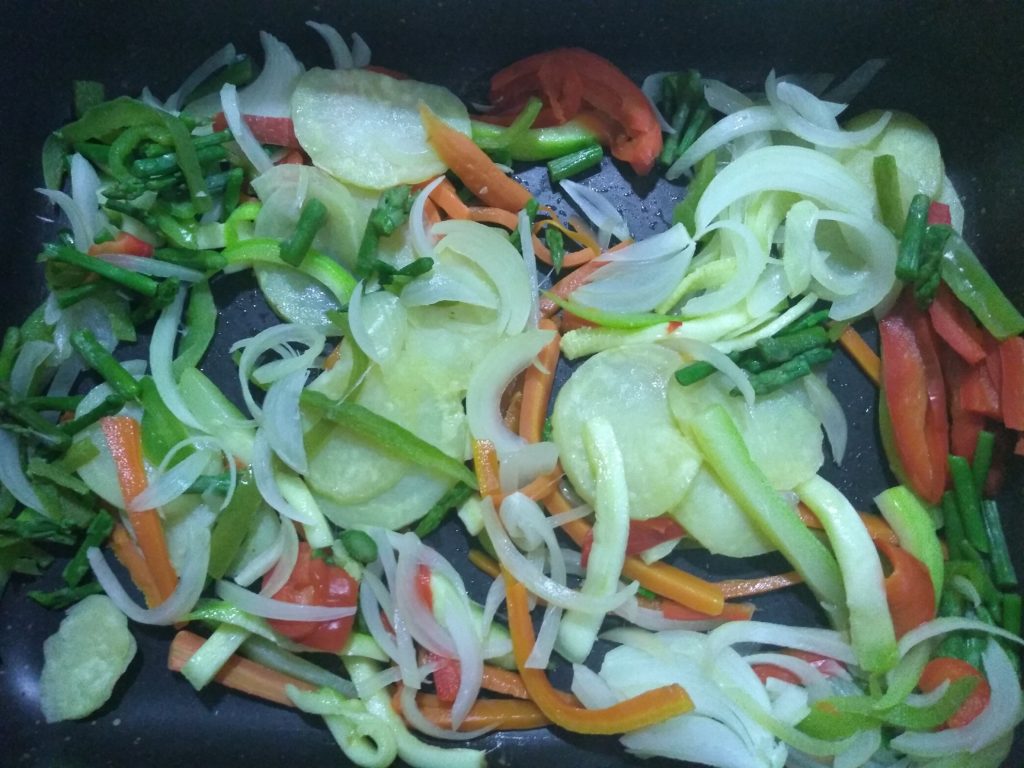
[264,542,358,653]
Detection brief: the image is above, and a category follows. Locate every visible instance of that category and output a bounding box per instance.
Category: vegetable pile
[3,22,1023,768]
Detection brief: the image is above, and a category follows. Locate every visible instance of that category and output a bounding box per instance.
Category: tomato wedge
[264,542,358,652]
[879,292,949,504]
[487,48,662,175]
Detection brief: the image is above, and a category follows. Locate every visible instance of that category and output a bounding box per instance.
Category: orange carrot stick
[393,689,552,731]
[422,196,442,228]
[421,106,532,212]
[717,572,804,599]
[482,665,532,700]
[110,522,161,608]
[517,464,564,501]
[473,439,502,501]
[169,630,316,706]
[838,325,881,386]
[503,571,692,734]
[466,206,552,261]
[540,259,608,316]
[543,489,725,616]
[558,312,599,333]
[429,179,471,220]
[519,318,561,443]
[797,503,899,545]
[101,416,178,604]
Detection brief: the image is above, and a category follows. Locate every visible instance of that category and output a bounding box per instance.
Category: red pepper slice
[487,48,662,175]
[212,112,300,148]
[998,336,1024,430]
[928,284,987,365]
[421,650,462,704]
[926,201,952,226]
[88,231,154,258]
[875,539,936,638]
[264,542,358,653]
[941,351,987,461]
[879,292,949,504]
[918,657,991,729]
[580,516,685,567]
[751,650,845,686]
[960,363,1001,419]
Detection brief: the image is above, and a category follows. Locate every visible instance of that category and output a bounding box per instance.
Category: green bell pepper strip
[474,97,544,150]
[207,471,261,581]
[947,455,988,554]
[798,475,898,673]
[222,238,355,306]
[872,154,904,236]
[874,485,945,608]
[939,230,1024,339]
[471,118,601,162]
[60,510,115,588]
[672,150,717,236]
[171,281,217,378]
[543,291,681,330]
[139,377,192,466]
[0,327,21,383]
[689,405,846,628]
[413,481,474,539]
[301,391,478,490]
[59,97,211,214]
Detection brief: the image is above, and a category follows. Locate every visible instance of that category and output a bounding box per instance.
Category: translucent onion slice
[822,59,887,105]
[560,179,629,248]
[703,79,755,114]
[237,31,304,118]
[803,373,848,465]
[612,599,724,633]
[479,497,635,614]
[305,21,355,69]
[408,176,445,261]
[127,447,214,512]
[251,429,316,526]
[88,521,210,625]
[216,579,356,622]
[95,253,204,282]
[165,43,237,112]
[347,282,408,366]
[232,323,325,419]
[782,199,818,296]
[350,33,371,68]
[11,340,55,398]
[694,145,874,233]
[660,335,754,406]
[897,617,1024,658]
[400,263,499,310]
[683,220,766,317]
[890,640,1022,758]
[0,429,45,511]
[765,70,892,149]
[36,188,91,251]
[261,368,310,474]
[398,685,493,742]
[742,652,834,700]
[775,80,845,128]
[640,72,678,134]
[812,211,898,320]
[359,570,401,665]
[221,83,273,175]
[151,285,204,430]
[667,106,781,177]
[233,515,285,587]
[519,210,540,328]
[258,513,300,597]
[70,153,104,242]
[598,223,693,263]
[710,620,857,665]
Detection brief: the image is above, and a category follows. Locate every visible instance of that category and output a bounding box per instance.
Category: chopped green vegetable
[70,329,140,401]
[947,455,988,554]
[981,500,1017,589]
[340,529,378,564]
[413,482,474,539]
[894,193,930,281]
[939,230,1024,339]
[547,144,604,182]
[280,198,329,267]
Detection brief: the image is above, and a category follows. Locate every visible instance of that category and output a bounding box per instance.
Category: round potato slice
[671,465,774,558]
[552,344,701,520]
[292,68,471,190]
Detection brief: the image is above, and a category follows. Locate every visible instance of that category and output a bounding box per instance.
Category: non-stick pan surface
[1,2,1023,766]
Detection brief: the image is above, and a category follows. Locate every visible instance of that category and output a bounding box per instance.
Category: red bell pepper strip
[88,231,154,258]
[998,336,1024,430]
[927,201,952,226]
[960,363,1001,419]
[918,657,990,729]
[487,48,662,175]
[580,515,686,567]
[212,112,300,148]
[928,284,987,365]
[875,539,936,638]
[416,563,433,611]
[945,355,987,461]
[879,293,950,504]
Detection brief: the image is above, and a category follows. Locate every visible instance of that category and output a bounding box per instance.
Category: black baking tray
[1,1,1023,766]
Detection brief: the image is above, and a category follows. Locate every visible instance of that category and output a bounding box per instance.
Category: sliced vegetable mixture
[2,21,1023,768]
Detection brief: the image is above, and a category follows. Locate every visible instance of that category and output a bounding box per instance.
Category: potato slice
[292,68,471,190]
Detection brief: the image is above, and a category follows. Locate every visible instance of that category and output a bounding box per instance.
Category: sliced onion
[95,252,204,281]
[668,105,781,177]
[479,576,506,651]
[803,372,848,465]
[306,21,355,69]
[221,83,273,175]
[640,72,677,134]
[897,617,1024,658]
[166,43,237,112]
[598,223,693,263]
[713,292,819,355]
[238,31,304,118]
[36,188,91,251]
[703,79,755,114]
[571,662,621,708]
[261,368,310,474]
[709,620,857,665]
[479,497,635,614]
[251,429,315,526]
[258,513,300,597]
[559,179,629,248]
[350,33,371,68]
[53,295,118,362]
[347,282,408,366]
[233,514,285,587]
[745,262,790,318]
[359,570,401,664]
[10,340,55,397]
[0,429,45,511]
[765,70,892,149]
[465,328,557,477]
[88,520,210,625]
[151,285,204,430]
[398,685,493,742]
[127,447,214,512]
[400,262,499,310]
[353,664,405,699]
[948,574,983,609]
[518,210,540,328]
[217,579,355,622]
[46,356,83,399]
[775,80,844,129]
[823,59,887,104]
[612,599,724,633]
[547,504,593,529]
[232,323,325,418]
[743,652,835,699]
[694,145,874,232]
[70,153,104,242]
[810,211,898,320]
[783,199,818,295]
[660,334,755,406]
[408,176,445,260]
[684,220,766,316]
[890,640,1022,758]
